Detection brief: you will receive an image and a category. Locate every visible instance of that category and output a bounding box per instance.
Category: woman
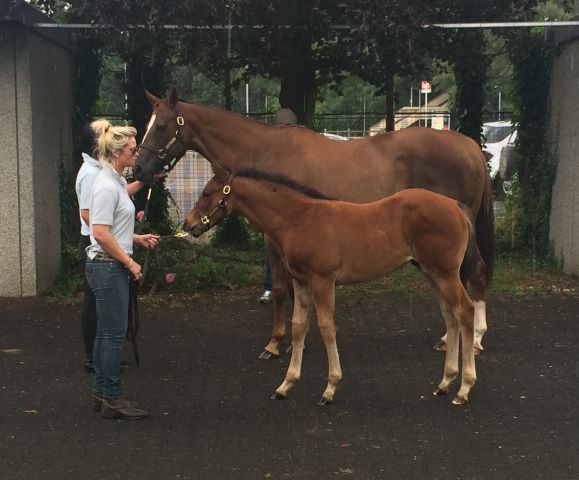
[86,119,160,420]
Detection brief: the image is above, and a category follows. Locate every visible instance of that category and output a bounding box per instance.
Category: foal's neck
[230,177,313,241]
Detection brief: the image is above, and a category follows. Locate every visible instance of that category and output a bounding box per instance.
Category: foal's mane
[235,168,335,200]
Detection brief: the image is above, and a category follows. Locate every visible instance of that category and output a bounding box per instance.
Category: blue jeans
[86,259,129,400]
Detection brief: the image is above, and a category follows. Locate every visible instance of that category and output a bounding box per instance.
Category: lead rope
[127,184,154,368]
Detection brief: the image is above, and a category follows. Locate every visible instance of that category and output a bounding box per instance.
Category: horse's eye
[202,191,210,197]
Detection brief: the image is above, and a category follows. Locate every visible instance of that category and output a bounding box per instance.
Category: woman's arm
[127,180,146,196]
[93,224,142,280]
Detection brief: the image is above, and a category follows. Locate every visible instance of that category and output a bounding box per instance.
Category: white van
[482,121,517,194]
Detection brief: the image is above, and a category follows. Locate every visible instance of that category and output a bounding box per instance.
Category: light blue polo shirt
[75,153,100,236]
[86,164,136,260]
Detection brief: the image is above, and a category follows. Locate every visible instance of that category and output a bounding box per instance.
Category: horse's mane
[235,168,335,200]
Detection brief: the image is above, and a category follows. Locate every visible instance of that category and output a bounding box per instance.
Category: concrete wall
[549,28,579,275]
[0,25,73,296]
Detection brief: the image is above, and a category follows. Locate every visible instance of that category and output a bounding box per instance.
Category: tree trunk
[277,34,316,128]
[384,71,395,132]
[224,61,232,111]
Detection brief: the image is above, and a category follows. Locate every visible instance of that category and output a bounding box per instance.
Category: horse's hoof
[270,392,286,401]
[433,340,447,352]
[474,347,483,356]
[452,395,468,405]
[259,350,279,360]
[285,344,293,354]
[433,387,448,397]
[317,397,333,406]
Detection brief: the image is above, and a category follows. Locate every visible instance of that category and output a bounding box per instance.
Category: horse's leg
[273,279,313,399]
[309,276,341,405]
[260,237,289,359]
[432,297,460,397]
[434,245,488,355]
[469,256,488,355]
[433,276,477,405]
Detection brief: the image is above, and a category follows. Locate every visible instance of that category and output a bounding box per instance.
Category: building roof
[0,0,73,52]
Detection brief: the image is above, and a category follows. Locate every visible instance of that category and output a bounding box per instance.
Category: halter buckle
[223,185,231,195]
[201,215,210,225]
[157,150,167,160]
[177,116,185,126]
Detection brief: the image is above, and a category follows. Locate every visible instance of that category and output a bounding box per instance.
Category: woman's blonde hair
[91,119,137,167]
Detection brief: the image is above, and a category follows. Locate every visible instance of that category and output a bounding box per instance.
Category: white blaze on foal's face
[141,114,157,143]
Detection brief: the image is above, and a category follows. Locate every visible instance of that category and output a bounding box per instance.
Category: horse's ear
[145,90,160,106]
[211,160,231,181]
[168,86,179,108]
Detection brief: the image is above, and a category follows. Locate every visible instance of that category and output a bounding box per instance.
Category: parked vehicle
[482,121,517,195]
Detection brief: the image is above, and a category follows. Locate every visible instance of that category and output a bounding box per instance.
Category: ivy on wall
[508,30,556,258]
[449,30,489,144]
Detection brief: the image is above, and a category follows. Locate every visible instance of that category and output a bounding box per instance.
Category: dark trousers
[79,235,97,361]
[264,255,272,291]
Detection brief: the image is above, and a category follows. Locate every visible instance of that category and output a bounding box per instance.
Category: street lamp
[494,85,502,121]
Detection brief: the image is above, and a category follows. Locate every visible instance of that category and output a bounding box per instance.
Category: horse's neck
[183,103,268,165]
[230,178,309,241]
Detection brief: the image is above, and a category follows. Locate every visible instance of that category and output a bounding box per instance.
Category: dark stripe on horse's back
[236,168,335,200]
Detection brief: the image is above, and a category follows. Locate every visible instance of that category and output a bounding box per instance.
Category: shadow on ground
[1,290,578,479]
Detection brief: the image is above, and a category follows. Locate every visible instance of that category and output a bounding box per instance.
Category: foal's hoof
[259,350,279,360]
[452,395,469,406]
[317,397,333,406]
[433,340,447,352]
[270,392,286,401]
[433,387,448,397]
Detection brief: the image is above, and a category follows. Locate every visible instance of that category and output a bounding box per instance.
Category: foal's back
[282,188,469,285]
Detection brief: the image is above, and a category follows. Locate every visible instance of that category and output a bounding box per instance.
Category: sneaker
[259,290,272,304]
[84,358,94,373]
[101,397,148,420]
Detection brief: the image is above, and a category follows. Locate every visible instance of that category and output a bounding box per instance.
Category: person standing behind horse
[258,108,298,304]
[75,122,152,373]
[85,120,160,420]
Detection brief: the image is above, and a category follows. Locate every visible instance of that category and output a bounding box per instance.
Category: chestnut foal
[185,170,482,405]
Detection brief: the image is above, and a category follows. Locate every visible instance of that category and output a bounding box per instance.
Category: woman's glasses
[127,146,138,155]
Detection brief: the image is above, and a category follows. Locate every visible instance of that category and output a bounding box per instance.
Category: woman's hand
[135,234,160,250]
[127,259,143,281]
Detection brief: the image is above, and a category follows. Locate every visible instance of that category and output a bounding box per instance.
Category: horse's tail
[475,151,496,286]
[459,206,476,287]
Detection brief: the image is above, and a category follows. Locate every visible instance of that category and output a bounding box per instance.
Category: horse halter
[194,174,235,229]
[137,115,187,174]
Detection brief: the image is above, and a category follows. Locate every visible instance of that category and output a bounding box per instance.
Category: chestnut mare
[134,88,494,358]
[183,169,482,405]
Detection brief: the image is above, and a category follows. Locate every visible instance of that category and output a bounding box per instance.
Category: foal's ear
[145,89,160,106]
[168,86,179,108]
[211,161,231,181]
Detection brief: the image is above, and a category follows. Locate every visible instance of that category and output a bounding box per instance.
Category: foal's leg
[310,277,341,405]
[273,280,313,399]
[261,237,289,359]
[433,277,477,404]
[432,298,460,397]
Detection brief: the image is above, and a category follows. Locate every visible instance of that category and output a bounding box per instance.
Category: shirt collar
[81,152,100,167]
[102,163,128,188]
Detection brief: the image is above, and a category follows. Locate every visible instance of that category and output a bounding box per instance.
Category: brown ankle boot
[93,394,138,412]
[101,398,148,420]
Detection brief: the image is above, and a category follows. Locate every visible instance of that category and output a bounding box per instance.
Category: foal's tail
[475,152,496,285]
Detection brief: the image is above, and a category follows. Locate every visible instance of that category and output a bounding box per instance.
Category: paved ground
[1,289,578,480]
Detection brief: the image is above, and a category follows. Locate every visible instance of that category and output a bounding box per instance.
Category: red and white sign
[420,81,431,94]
